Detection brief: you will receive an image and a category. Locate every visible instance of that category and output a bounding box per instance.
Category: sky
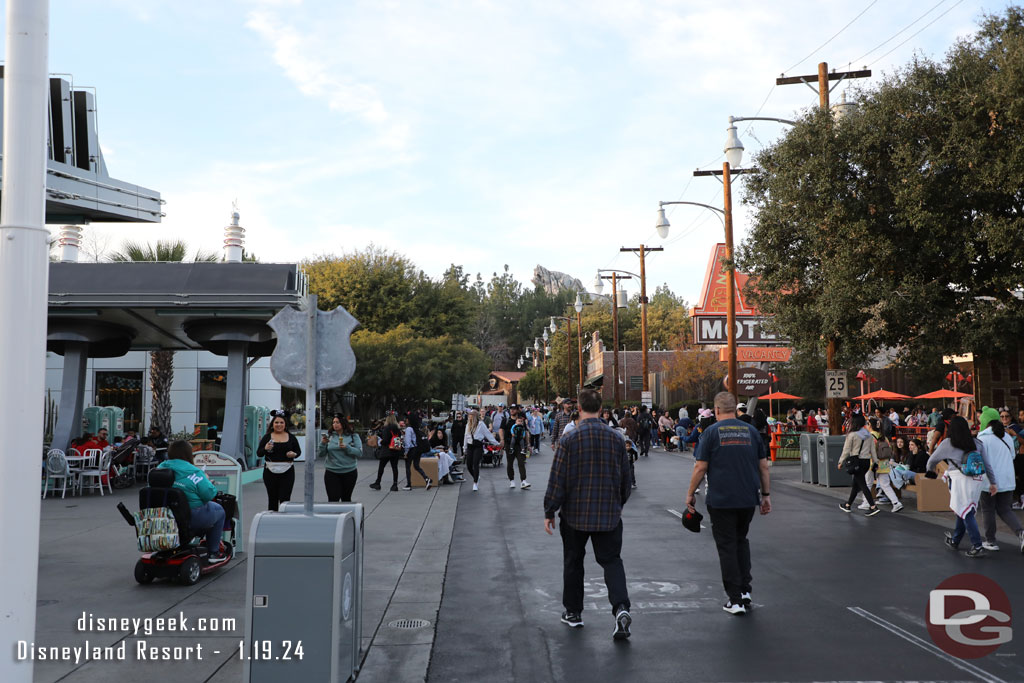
[18,0,1012,304]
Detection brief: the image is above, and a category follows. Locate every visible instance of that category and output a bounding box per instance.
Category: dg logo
[927,573,1012,659]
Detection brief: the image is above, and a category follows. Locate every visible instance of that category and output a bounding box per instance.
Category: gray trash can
[816,434,852,487]
[245,511,359,683]
[279,502,364,674]
[799,433,819,484]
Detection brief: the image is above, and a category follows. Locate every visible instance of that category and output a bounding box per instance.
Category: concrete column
[52,342,88,452]
[220,341,249,462]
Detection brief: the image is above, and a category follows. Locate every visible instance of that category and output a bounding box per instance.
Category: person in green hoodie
[319,414,362,502]
[156,440,227,561]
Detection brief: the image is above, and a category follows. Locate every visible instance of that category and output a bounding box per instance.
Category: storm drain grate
[388,618,431,629]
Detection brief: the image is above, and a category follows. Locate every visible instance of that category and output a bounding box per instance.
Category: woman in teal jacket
[319,414,362,502]
[156,440,227,561]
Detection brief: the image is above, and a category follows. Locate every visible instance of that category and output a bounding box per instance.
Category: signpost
[719,346,793,363]
[825,370,848,399]
[267,295,359,513]
[641,391,653,408]
[735,368,772,396]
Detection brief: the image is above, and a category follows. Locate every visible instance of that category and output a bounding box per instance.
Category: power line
[850,0,950,66]
[783,0,879,73]
[868,0,965,67]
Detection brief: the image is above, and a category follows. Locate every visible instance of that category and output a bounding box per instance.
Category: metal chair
[43,450,73,499]
[79,451,113,496]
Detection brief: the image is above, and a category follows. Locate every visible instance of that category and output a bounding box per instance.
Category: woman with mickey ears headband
[257,410,302,511]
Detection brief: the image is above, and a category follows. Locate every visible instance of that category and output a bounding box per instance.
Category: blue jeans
[951,509,982,549]
[190,501,226,553]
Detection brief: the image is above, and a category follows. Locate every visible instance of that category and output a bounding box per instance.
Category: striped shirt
[544,417,632,531]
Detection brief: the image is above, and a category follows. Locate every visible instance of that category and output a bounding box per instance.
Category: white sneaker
[472,483,479,492]
[891,502,904,512]
[982,541,1000,551]
[521,481,531,489]
[858,502,870,510]
[509,480,516,488]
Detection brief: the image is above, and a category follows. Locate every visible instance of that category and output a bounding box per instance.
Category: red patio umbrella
[759,391,803,401]
[914,389,973,400]
[850,389,912,401]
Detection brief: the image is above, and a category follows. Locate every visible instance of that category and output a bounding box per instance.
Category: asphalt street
[429,439,1024,683]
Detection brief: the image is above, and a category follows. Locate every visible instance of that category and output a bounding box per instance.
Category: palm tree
[109,239,219,436]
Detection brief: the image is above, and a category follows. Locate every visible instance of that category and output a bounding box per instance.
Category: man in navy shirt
[686,392,771,615]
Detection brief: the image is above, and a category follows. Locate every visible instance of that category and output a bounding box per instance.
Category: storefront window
[198,370,228,431]
[95,371,143,433]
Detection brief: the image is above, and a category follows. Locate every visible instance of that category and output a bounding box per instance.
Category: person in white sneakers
[977,407,1024,552]
[869,421,903,512]
[464,410,500,492]
[504,411,531,490]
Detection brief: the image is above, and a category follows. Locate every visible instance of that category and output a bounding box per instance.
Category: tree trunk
[150,350,174,436]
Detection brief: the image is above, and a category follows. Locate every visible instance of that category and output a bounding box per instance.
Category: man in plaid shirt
[552,400,574,441]
[544,389,633,640]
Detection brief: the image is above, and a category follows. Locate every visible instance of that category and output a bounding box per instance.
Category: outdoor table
[63,454,90,494]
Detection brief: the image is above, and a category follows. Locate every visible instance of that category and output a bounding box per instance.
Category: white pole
[0,1,51,681]
[303,294,317,515]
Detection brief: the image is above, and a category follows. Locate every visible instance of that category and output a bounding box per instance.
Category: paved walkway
[26,440,1024,682]
[32,458,458,683]
[430,443,1024,682]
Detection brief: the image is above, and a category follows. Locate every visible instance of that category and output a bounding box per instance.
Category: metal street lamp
[619,246,662,398]
[594,268,635,408]
[572,292,593,397]
[550,316,574,398]
[690,114,796,398]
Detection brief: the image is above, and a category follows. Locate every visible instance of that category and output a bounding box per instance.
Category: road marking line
[848,606,1008,683]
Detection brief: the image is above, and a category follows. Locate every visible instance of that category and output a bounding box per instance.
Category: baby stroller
[482,443,504,468]
[108,437,141,489]
[116,468,234,585]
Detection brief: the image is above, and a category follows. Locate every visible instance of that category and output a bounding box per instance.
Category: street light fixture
[594,268,636,408]
[690,114,796,398]
[549,316,575,398]
[571,292,593,396]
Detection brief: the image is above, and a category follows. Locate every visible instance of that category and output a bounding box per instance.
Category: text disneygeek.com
[15,611,243,664]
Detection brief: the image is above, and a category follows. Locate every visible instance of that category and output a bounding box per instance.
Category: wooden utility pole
[777,61,870,434]
[722,163,738,397]
[621,245,663,394]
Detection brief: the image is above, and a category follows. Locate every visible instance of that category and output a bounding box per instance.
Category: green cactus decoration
[43,389,57,446]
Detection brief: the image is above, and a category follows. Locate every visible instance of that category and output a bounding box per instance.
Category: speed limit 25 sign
[825,370,848,398]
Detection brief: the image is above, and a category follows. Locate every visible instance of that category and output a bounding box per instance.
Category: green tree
[738,7,1024,372]
[664,350,725,404]
[516,365,547,403]
[109,239,219,263]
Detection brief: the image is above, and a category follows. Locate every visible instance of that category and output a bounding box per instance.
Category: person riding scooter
[155,440,227,562]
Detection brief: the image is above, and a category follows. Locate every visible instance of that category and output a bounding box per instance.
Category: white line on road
[848,606,1008,683]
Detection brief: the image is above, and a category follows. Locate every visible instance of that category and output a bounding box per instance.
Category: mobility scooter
[117,468,235,585]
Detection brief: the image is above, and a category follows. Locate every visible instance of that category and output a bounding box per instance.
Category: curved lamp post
[593,269,634,408]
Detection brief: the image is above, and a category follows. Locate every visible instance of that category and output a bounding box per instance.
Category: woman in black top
[428,422,448,450]
[370,413,403,491]
[449,412,467,458]
[257,413,301,511]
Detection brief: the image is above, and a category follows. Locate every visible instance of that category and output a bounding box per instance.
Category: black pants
[325,469,358,502]
[450,435,464,457]
[405,451,428,485]
[846,467,875,507]
[466,443,483,483]
[639,431,651,457]
[530,433,541,451]
[374,453,401,485]
[263,467,295,512]
[708,506,756,602]
[980,491,1024,542]
[560,518,630,614]
[507,449,527,482]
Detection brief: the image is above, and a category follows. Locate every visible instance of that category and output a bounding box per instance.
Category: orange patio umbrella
[850,389,912,401]
[914,389,973,400]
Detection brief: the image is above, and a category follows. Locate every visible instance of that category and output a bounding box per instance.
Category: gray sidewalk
[30,458,459,682]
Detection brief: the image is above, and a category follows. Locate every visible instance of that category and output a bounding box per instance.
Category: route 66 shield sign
[268,304,359,390]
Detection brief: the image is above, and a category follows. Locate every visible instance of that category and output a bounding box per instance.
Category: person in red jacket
[806,411,819,433]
